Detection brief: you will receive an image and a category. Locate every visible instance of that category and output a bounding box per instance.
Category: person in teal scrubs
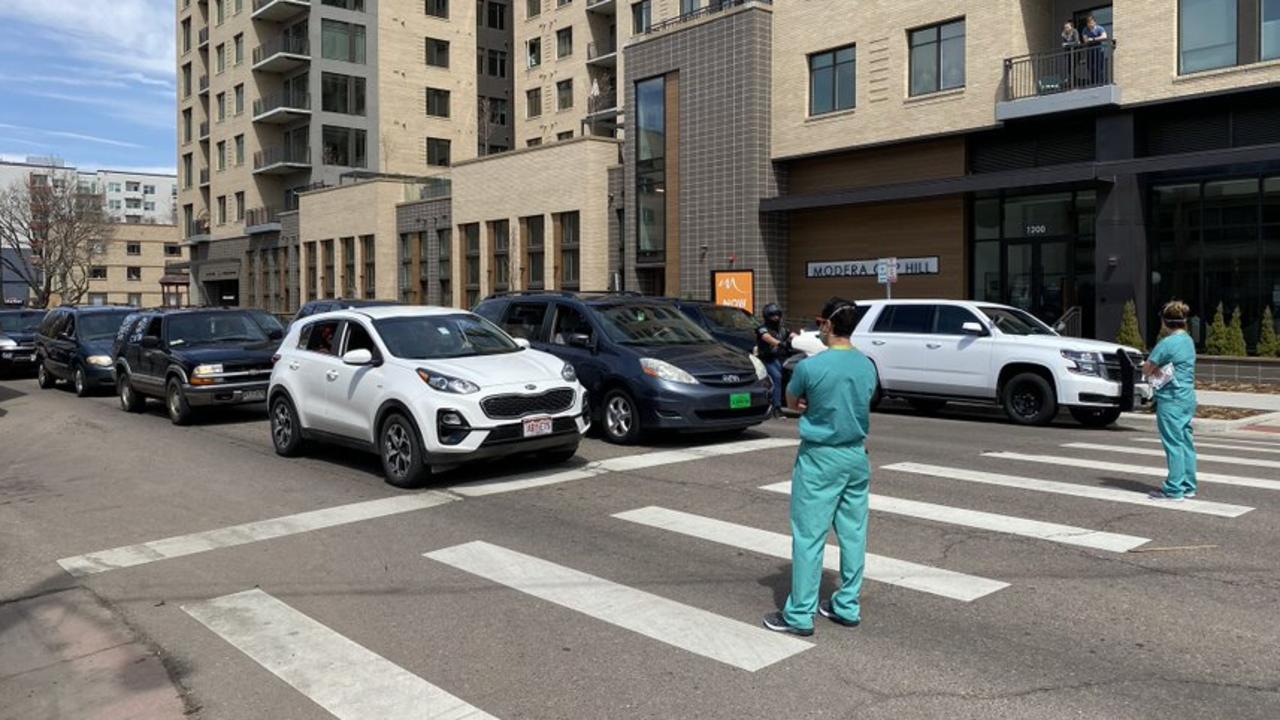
[1145,301,1198,501]
[764,299,877,636]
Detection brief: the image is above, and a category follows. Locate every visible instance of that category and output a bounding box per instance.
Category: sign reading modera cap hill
[806,256,939,279]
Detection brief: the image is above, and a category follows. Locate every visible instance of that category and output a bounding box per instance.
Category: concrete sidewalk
[1197,389,1280,411]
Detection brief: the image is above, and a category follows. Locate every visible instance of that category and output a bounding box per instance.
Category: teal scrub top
[1148,331,1196,402]
[786,347,877,447]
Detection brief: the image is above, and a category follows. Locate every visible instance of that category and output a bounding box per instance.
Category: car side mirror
[567,333,593,349]
[961,322,987,336]
[342,348,374,366]
[140,336,161,349]
[268,328,284,341]
[513,337,531,350]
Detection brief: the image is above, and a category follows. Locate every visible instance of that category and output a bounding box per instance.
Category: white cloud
[0,1,174,80]
[0,123,143,149]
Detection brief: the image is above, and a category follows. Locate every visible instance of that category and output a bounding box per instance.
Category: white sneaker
[1147,490,1186,502]
[1185,491,1197,499]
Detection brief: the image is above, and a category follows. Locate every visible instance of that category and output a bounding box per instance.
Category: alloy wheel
[383,422,412,480]
[272,401,293,448]
[74,368,85,395]
[606,396,633,439]
[120,382,131,409]
[168,386,181,419]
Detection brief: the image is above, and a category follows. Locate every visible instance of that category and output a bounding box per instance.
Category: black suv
[35,305,136,396]
[0,308,46,377]
[291,298,400,325]
[474,292,770,444]
[113,308,282,424]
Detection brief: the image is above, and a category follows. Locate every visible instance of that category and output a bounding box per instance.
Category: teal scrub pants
[783,442,870,629]
[1157,397,1198,497]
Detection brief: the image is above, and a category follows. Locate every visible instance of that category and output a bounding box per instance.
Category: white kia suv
[810,299,1148,427]
[268,306,588,487]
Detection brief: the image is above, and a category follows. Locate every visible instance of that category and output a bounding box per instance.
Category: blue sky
[0,1,175,174]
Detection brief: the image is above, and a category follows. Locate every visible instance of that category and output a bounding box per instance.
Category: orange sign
[713,270,755,314]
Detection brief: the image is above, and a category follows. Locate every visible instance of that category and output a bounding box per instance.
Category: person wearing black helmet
[756,302,794,417]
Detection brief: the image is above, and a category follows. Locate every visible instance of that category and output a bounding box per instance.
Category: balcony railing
[587,90,618,115]
[587,41,616,59]
[253,91,311,117]
[252,35,310,66]
[245,206,282,228]
[254,145,311,170]
[198,120,210,138]
[198,168,211,185]
[1003,40,1116,102]
[254,0,309,10]
[185,220,210,239]
[198,27,209,47]
[646,0,769,34]
[198,74,210,93]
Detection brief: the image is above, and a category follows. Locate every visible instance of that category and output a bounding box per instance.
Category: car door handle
[325,370,339,381]
[871,340,886,346]
[926,343,942,349]
[288,361,300,370]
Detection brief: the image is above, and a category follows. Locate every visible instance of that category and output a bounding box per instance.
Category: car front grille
[482,417,579,445]
[1102,351,1145,383]
[481,388,576,419]
[695,372,756,387]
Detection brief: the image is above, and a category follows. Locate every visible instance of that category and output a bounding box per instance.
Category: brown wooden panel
[665,72,681,296]
[785,138,967,196]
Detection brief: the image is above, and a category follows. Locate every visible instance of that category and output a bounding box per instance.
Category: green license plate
[729,393,751,409]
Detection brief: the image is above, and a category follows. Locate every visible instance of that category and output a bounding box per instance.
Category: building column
[1094,112,1147,343]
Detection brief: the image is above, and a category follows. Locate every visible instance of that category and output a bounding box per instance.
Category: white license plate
[523,417,554,438]
[242,389,267,402]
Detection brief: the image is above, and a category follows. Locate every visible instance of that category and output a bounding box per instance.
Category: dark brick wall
[622,4,785,311]
[396,197,452,305]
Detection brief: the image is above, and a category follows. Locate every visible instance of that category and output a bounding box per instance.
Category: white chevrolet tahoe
[834,299,1149,427]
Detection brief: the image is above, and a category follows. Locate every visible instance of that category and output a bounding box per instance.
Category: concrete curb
[1120,410,1280,434]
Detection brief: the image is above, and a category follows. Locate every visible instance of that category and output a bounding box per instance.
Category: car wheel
[166,378,194,426]
[1069,406,1122,428]
[36,361,56,389]
[1002,372,1057,426]
[602,388,641,445]
[118,373,145,412]
[270,395,307,456]
[908,398,947,414]
[380,412,429,488]
[73,364,90,397]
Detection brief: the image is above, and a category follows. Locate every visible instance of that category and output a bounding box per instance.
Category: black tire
[601,388,642,445]
[166,377,194,426]
[539,444,579,465]
[1002,372,1057,426]
[1069,406,1122,428]
[72,364,91,397]
[379,412,429,488]
[270,394,306,456]
[36,360,56,389]
[908,398,947,414]
[118,373,145,412]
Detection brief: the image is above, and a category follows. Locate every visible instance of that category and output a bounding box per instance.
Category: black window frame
[425,0,448,18]
[808,44,856,116]
[427,137,451,166]
[426,37,450,67]
[908,18,966,97]
[872,304,938,334]
[426,86,451,117]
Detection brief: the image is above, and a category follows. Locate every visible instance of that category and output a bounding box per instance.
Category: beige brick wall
[450,137,620,304]
[298,179,414,300]
[88,224,185,305]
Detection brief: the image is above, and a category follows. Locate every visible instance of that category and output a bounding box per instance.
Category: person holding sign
[763,298,877,636]
[1144,301,1198,501]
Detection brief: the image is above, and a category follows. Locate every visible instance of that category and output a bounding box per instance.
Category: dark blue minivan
[35,305,136,396]
[475,293,770,444]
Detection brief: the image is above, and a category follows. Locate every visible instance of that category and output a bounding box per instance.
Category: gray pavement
[2,376,1279,719]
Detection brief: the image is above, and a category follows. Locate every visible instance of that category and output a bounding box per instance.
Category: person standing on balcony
[1060,20,1081,89]
[1061,20,1081,47]
[1081,15,1109,84]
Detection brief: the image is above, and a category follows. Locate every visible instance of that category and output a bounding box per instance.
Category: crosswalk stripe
[183,589,497,720]
[57,492,458,577]
[424,540,811,671]
[1063,442,1280,470]
[613,506,1008,602]
[884,462,1253,518]
[759,482,1149,553]
[1007,451,1280,492]
[1136,437,1280,455]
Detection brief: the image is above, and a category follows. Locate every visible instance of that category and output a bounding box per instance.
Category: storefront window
[635,76,666,261]
[974,197,1000,241]
[972,241,1000,302]
[1002,192,1073,239]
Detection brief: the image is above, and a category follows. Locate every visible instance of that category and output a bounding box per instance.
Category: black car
[112,308,282,424]
[35,305,136,396]
[291,298,400,325]
[0,309,46,377]
[474,292,770,444]
[675,300,759,354]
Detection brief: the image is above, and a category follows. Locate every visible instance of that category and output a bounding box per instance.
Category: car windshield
[0,312,44,333]
[79,312,133,341]
[597,303,715,345]
[247,309,284,335]
[698,305,758,332]
[166,312,271,347]
[373,313,519,359]
[981,307,1057,336]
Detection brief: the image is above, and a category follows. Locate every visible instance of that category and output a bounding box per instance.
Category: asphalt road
[1,374,1278,720]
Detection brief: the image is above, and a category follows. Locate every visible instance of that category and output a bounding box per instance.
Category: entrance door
[205,280,240,307]
[1005,240,1075,328]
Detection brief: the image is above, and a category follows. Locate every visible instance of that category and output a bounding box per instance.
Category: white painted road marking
[614,506,1008,602]
[424,540,811,671]
[1136,437,1280,455]
[58,492,458,577]
[991,451,1280,492]
[760,482,1149,553]
[1063,442,1280,471]
[886,462,1253,518]
[183,589,498,720]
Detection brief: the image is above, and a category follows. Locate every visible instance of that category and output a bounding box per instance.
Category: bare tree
[0,171,109,308]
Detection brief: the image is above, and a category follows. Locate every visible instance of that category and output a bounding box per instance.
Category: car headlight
[749,354,767,381]
[416,368,480,394]
[0,337,15,349]
[193,363,224,376]
[86,355,113,367]
[561,362,577,382]
[1061,350,1104,377]
[640,357,698,384]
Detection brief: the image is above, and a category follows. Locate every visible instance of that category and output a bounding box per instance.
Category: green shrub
[1258,306,1280,358]
[1228,305,1248,357]
[1115,300,1145,352]
[1204,303,1231,356]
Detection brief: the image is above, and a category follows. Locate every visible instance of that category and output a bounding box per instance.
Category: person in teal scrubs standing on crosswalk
[764,298,877,636]
[1145,300,1199,502]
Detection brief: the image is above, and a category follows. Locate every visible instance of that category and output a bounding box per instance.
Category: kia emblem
[525,384,537,391]
[723,374,740,383]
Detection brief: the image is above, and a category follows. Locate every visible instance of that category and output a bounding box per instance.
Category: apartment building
[0,159,178,225]
[84,224,190,308]
[176,0,514,307]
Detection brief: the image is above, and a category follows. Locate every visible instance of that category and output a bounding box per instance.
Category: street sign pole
[878,257,898,299]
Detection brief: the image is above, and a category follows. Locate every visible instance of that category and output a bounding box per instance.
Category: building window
[322,125,368,167]
[216,43,226,73]
[234,34,244,64]
[488,1,506,29]
[636,75,666,262]
[165,243,182,257]
[234,83,244,114]
[217,141,227,171]
[1179,0,1245,73]
[527,138,542,147]
[438,228,452,304]
[108,200,123,210]
[526,87,542,117]
[183,109,193,143]
[305,242,318,300]
[463,223,480,307]
[557,211,580,290]
[426,87,451,117]
[632,1,651,34]
[125,198,143,209]
[235,135,245,165]
[426,0,448,18]
[527,0,540,18]
[524,215,545,289]
[322,240,336,298]
[490,220,510,292]
[322,72,367,115]
[359,235,375,299]
[809,45,855,115]
[321,19,367,63]
[1266,0,1280,60]
[88,293,108,306]
[235,191,245,221]
[217,196,227,225]
[342,236,356,296]
[90,266,108,280]
[321,0,365,9]
[487,49,508,77]
[127,293,143,306]
[143,184,155,195]
[556,130,573,141]
[182,18,192,53]
[144,201,156,211]
[489,98,508,126]
[182,63,192,98]
[424,137,451,166]
[680,0,699,14]
[127,242,142,256]
[426,37,450,67]
[556,79,573,110]
[556,27,573,57]
[217,92,226,121]
[127,267,142,282]
[909,19,965,96]
[182,154,193,189]
[527,37,541,68]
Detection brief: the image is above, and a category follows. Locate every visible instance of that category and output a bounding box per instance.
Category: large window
[523,215,545,290]
[527,0,540,18]
[527,37,542,68]
[909,19,965,96]
[527,87,542,117]
[427,137,451,166]
[322,240,336,298]
[342,236,357,297]
[557,211,580,290]
[438,228,452,305]
[557,79,573,110]
[426,87,451,117]
[557,27,573,57]
[632,0,651,34]
[809,45,855,116]
[490,220,510,292]
[1180,0,1238,72]
[321,19,367,63]
[322,0,365,9]
[426,0,448,18]
[426,37,449,67]
[361,235,375,299]
[321,72,367,115]
[321,125,368,167]
[487,1,506,29]
[636,76,666,262]
[1267,0,1280,60]
[488,49,508,77]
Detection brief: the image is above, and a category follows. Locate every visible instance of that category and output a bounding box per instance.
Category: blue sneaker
[762,611,813,637]
[818,600,860,628]
[1147,490,1185,502]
